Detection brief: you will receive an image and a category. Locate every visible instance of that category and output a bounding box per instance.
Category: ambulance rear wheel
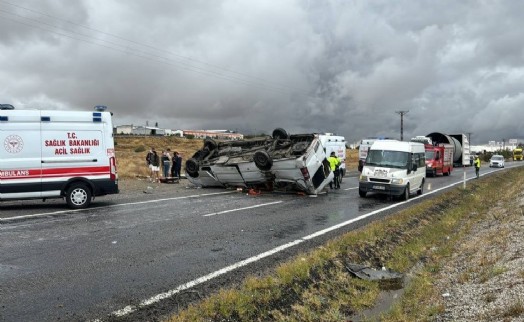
[66,183,92,209]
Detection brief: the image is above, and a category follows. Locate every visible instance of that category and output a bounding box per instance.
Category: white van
[319,134,346,179]
[254,133,333,194]
[185,137,271,188]
[0,105,119,208]
[358,137,394,172]
[358,140,425,200]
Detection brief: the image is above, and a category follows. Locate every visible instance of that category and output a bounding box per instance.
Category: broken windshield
[366,150,409,169]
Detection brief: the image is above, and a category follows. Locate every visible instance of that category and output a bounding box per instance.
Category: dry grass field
[114,135,359,179]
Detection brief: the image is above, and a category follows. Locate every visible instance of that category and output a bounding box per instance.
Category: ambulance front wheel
[66,182,92,209]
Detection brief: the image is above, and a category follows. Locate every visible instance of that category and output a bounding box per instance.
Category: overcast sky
[1,0,523,144]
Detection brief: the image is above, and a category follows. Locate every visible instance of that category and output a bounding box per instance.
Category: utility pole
[395,110,409,141]
[466,132,472,145]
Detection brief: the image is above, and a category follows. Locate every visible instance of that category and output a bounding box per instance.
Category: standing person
[166,148,173,176]
[145,147,155,179]
[161,150,171,179]
[173,151,182,179]
[474,154,481,179]
[328,151,342,189]
[150,149,160,182]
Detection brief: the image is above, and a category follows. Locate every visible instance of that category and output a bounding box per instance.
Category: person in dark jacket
[172,152,182,179]
[145,147,155,178]
[148,149,160,182]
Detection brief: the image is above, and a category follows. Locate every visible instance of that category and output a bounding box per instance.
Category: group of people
[145,147,182,183]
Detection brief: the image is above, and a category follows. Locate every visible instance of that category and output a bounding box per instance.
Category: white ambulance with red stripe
[0,104,118,208]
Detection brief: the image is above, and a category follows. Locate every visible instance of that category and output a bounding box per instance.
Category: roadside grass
[165,167,524,321]
[502,300,524,318]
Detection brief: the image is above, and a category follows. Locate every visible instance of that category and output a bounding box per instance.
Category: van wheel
[272,128,288,140]
[417,180,424,195]
[204,138,217,151]
[402,184,410,201]
[186,159,200,178]
[66,183,92,209]
[254,150,273,170]
[359,189,367,198]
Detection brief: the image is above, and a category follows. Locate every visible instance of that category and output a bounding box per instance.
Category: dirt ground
[114,135,359,179]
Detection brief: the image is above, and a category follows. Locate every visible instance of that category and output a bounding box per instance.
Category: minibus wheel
[254,150,273,170]
[272,128,289,140]
[402,184,410,201]
[186,159,200,178]
[66,183,92,209]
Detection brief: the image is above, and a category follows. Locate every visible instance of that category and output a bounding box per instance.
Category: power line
[0,1,312,97]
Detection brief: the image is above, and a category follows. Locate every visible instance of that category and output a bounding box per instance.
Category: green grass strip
[167,167,524,322]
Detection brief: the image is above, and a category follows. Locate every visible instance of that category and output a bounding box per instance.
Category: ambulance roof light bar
[94,105,107,111]
[0,104,15,110]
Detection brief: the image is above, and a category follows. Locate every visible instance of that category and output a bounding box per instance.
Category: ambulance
[0,104,118,208]
[319,133,346,179]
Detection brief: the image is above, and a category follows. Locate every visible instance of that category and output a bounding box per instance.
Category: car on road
[489,155,505,168]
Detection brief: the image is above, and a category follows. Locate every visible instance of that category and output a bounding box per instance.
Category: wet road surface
[0,164,520,321]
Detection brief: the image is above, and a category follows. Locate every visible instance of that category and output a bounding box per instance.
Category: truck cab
[425,144,453,177]
[513,148,523,161]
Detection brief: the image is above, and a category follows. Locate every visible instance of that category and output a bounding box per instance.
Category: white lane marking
[109,171,494,318]
[344,186,358,191]
[0,191,235,222]
[203,201,283,217]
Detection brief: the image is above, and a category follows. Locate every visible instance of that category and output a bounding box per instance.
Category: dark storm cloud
[1,0,524,144]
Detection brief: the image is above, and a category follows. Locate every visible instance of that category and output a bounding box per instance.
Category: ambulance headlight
[391,178,403,184]
[359,175,368,181]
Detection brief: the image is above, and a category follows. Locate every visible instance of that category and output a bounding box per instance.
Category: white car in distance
[489,155,505,168]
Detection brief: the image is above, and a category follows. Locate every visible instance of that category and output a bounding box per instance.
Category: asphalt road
[0,163,520,321]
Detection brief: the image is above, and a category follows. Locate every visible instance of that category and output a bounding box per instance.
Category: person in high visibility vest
[328,151,342,189]
[474,155,481,179]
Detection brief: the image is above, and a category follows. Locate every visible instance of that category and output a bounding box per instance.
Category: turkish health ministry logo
[4,135,24,153]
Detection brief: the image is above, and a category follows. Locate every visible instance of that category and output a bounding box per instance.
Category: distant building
[183,130,243,140]
[114,125,241,139]
[115,125,133,135]
[115,125,164,136]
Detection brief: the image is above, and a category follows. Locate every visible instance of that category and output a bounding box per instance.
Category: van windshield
[366,150,409,169]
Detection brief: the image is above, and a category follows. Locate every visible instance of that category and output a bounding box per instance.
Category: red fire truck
[412,136,454,177]
[425,143,454,177]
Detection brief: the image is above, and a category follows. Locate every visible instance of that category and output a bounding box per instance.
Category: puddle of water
[351,287,405,322]
[349,274,411,321]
